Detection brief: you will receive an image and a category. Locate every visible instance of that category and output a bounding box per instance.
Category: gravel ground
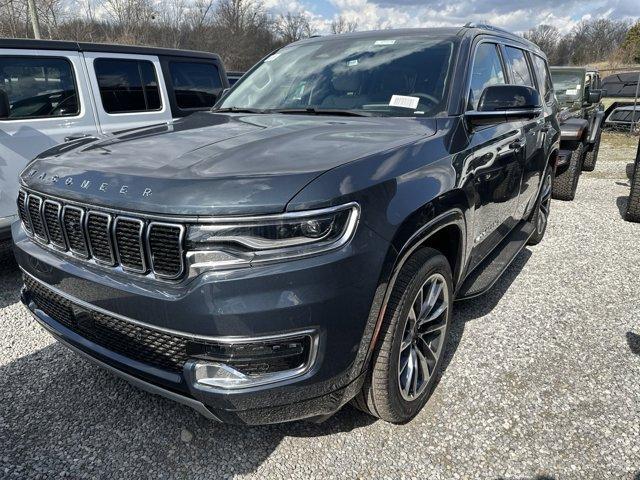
[1,133,639,479]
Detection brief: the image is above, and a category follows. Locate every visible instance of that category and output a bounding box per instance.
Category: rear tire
[552,143,584,201]
[582,131,601,172]
[354,248,453,423]
[625,160,640,223]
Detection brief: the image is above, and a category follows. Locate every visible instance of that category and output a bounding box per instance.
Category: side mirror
[587,89,602,104]
[466,85,542,127]
[0,89,9,119]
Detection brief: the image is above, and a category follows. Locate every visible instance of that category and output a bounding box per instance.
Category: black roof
[294,24,544,57]
[0,38,221,61]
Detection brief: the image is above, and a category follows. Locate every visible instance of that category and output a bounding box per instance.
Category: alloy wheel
[537,171,553,235]
[397,273,449,401]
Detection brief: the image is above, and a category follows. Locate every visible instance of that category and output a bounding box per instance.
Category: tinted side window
[504,47,533,87]
[532,54,553,103]
[469,43,506,110]
[0,57,79,120]
[95,59,161,113]
[170,62,222,109]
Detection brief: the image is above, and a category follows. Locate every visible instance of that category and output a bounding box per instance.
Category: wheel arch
[362,202,467,371]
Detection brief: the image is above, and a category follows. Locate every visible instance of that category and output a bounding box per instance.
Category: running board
[456,221,535,300]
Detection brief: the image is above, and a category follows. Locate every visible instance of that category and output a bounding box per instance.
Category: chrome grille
[115,217,146,272]
[17,190,32,233]
[86,212,114,265]
[43,200,65,249]
[27,195,47,240]
[17,189,185,280]
[62,206,88,257]
[148,223,184,279]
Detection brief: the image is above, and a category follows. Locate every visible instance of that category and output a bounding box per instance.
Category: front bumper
[13,220,390,424]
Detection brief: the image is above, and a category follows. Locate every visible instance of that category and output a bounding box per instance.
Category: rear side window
[95,59,161,114]
[0,57,79,120]
[468,43,506,110]
[504,47,534,87]
[169,61,222,109]
[532,54,553,103]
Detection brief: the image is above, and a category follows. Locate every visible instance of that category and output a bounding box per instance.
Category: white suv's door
[0,49,98,222]
[83,52,172,133]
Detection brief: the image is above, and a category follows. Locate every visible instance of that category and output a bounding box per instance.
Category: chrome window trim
[146,221,186,280]
[86,211,116,266]
[113,216,147,274]
[61,205,89,259]
[27,194,49,244]
[42,199,67,251]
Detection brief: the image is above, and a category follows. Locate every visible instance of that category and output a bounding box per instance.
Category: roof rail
[463,22,514,36]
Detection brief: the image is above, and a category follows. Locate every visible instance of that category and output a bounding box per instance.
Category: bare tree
[571,18,630,65]
[276,11,313,44]
[524,24,560,61]
[330,15,357,35]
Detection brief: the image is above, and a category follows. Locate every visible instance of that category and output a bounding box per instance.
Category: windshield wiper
[213,107,267,114]
[272,108,373,117]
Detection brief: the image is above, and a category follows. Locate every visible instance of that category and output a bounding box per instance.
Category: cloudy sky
[263,0,639,34]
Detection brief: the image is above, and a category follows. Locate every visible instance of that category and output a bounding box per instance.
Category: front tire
[582,131,601,172]
[354,248,453,423]
[552,143,584,201]
[626,160,640,223]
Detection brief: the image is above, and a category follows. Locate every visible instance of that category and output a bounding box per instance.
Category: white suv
[0,39,228,254]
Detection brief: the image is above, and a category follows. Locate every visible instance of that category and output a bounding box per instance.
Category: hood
[22,112,434,216]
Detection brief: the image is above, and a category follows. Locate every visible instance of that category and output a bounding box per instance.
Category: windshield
[217,36,456,117]
[551,70,584,103]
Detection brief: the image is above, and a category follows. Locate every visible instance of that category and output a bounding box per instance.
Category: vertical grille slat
[148,223,184,279]
[17,190,32,234]
[115,218,146,273]
[43,200,66,249]
[62,206,89,257]
[17,190,185,281]
[87,212,115,265]
[27,195,47,241]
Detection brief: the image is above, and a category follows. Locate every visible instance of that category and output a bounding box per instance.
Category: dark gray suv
[14,25,560,425]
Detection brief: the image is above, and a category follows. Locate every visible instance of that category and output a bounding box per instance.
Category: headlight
[185,202,359,271]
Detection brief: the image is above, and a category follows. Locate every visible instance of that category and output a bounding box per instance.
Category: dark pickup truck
[14,25,559,425]
[549,66,604,200]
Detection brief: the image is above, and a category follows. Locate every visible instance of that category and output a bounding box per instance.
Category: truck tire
[353,248,452,423]
[582,130,601,172]
[552,143,584,201]
[625,160,640,223]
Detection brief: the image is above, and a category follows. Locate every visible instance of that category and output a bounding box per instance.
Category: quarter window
[532,54,553,103]
[0,57,79,120]
[169,61,223,109]
[504,47,534,87]
[469,43,506,110]
[95,58,161,114]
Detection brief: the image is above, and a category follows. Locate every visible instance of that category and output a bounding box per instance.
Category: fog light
[188,331,318,390]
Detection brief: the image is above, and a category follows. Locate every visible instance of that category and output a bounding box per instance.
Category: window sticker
[347,59,359,67]
[576,84,581,90]
[374,40,396,46]
[565,89,578,95]
[389,95,419,109]
[265,53,281,62]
